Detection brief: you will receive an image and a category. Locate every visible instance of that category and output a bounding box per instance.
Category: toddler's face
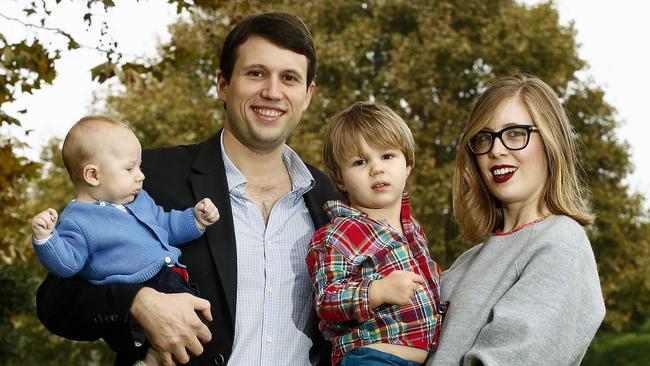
[94,127,145,205]
[336,137,411,219]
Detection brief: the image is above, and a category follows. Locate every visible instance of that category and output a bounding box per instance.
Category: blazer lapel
[304,165,340,229]
[189,132,237,327]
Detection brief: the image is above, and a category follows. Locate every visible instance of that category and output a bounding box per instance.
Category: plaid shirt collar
[323,192,412,223]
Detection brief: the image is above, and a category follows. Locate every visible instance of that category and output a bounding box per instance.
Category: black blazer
[37,132,339,365]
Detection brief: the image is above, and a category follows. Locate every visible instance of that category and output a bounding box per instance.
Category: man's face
[217,35,314,153]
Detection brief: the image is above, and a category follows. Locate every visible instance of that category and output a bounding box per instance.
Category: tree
[101,0,650,333]
[565,86,650,330]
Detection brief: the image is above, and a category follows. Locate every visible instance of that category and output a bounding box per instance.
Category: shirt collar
[324,192,412,221]
[220,131,315,197]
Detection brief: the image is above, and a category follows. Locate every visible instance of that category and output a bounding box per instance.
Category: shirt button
[164,256,172,264]
[268,287,273,293]
[99,201,106,206]
[266,336,273,343]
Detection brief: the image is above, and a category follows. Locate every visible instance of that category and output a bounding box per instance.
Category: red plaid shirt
[307,194,444,365]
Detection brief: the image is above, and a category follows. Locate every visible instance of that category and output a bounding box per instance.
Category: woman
[428,75,605,365]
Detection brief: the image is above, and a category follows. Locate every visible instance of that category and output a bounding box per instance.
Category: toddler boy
[307,103,446,365]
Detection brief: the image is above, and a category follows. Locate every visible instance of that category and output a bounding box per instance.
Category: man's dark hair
[219,12,316,88]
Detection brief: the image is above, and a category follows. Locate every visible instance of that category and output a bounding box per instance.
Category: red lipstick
[490,165,517,184]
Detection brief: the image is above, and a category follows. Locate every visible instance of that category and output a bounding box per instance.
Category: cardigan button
[164,256,172,264]
[212,354,225,365]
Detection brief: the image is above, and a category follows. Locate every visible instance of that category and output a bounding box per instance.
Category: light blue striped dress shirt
[220,133,318,366]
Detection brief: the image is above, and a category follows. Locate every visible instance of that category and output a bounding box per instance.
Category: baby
[31,116,219,363]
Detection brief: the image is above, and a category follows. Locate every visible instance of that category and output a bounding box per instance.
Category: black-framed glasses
[468,125,539,155]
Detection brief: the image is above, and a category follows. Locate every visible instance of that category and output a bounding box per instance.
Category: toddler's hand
[32,208,58,240]
[368,270,425,308]
[142,347,162,366]
[194,198,220,229]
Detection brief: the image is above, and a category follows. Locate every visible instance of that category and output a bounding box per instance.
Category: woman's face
[474,97,548,213]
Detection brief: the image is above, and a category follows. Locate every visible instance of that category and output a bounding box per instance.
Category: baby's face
[93,127,145,205]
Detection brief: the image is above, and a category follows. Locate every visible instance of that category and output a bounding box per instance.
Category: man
[37,12,339,366]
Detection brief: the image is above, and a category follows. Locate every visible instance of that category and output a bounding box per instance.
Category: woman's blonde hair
[322,102,415,187]
[453,74,594,243]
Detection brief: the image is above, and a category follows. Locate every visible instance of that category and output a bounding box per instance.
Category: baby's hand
[194,198,220,230]
[32,208,58,240]
[368,270,425,308]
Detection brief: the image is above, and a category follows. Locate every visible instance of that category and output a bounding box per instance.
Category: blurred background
[1,0,648,364]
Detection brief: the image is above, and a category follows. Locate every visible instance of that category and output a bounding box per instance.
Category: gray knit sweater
[427,215,605,366]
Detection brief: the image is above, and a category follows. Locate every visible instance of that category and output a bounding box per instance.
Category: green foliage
[0,138,41,262]
[583,320,650,366]
[28,138,76,212]
[565,86,650,330]
[0,259,113,365]
[0,0,181,128]
[103,11,226,147]
[0,36,56,126]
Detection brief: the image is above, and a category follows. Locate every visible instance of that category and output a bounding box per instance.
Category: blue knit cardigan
[33,190,203,285]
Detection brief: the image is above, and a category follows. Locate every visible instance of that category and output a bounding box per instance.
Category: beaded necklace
[494,214,550,236]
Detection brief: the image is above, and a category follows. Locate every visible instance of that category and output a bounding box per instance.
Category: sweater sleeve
[143,192,203,246]
[463,238,605,366]
[307,228,375,323]
[32,220,89,278]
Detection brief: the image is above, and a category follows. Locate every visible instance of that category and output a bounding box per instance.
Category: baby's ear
[82,165,100,187]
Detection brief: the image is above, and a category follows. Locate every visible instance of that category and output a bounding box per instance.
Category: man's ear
[302,82,315,111]
[216,69,228,101]
[82,165,100,187]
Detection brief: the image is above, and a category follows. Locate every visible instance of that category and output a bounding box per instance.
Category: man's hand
[130,287,213,365]
[32,208,58,240]
[194,198,220,230]
[368,270,425,308]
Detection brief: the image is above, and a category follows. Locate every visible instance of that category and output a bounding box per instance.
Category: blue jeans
[340,347,423,366]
